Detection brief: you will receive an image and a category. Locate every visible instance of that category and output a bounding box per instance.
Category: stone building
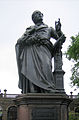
[0,91,79,120]
[0,92,18,120]
[69,94,79,112]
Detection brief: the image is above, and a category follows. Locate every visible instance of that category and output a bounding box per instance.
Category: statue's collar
[26,23,48,33]
[35,22,44,26]
[35,23,48,30]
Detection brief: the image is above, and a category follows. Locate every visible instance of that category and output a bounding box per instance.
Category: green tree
[66,33,79,87]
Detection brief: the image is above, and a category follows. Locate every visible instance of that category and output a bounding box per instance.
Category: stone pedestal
[53,70,65,92]
[14,93,72,120]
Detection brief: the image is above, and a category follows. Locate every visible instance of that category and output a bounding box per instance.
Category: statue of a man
[15,10,65,93]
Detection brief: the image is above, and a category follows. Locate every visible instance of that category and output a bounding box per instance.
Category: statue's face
[32,11,43,24]
[35,11,43,21]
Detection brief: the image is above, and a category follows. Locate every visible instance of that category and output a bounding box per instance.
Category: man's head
[32,10,43,24]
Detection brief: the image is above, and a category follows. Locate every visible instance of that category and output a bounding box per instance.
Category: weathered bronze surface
[15,10,66,93]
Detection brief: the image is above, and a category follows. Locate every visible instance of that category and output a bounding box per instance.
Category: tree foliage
[66,33,79,87]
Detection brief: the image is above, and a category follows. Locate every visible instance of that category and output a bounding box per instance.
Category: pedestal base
[14,93,72,120]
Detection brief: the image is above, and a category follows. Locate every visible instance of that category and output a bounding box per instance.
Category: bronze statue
[15,10,66,93]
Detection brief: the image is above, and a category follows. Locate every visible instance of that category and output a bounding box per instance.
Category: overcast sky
[0,0,79,95]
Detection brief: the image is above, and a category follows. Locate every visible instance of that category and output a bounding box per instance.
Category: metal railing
[0,93,20,98]
[69,95,79,99]
[0,93,79,99]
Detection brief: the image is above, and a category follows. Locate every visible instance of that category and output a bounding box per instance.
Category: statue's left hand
[61,34,66,43]
[59,34,66,46]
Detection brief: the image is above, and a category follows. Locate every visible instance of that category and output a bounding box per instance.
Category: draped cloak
[15,24,59,93]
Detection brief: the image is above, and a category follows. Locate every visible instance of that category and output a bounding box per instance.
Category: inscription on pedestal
[31,107,58,120]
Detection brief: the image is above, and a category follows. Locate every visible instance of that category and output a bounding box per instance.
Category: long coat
[15,23,59,93]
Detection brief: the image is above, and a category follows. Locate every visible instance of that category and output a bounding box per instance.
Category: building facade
[0,93,18,120]
[0,93,79,120]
